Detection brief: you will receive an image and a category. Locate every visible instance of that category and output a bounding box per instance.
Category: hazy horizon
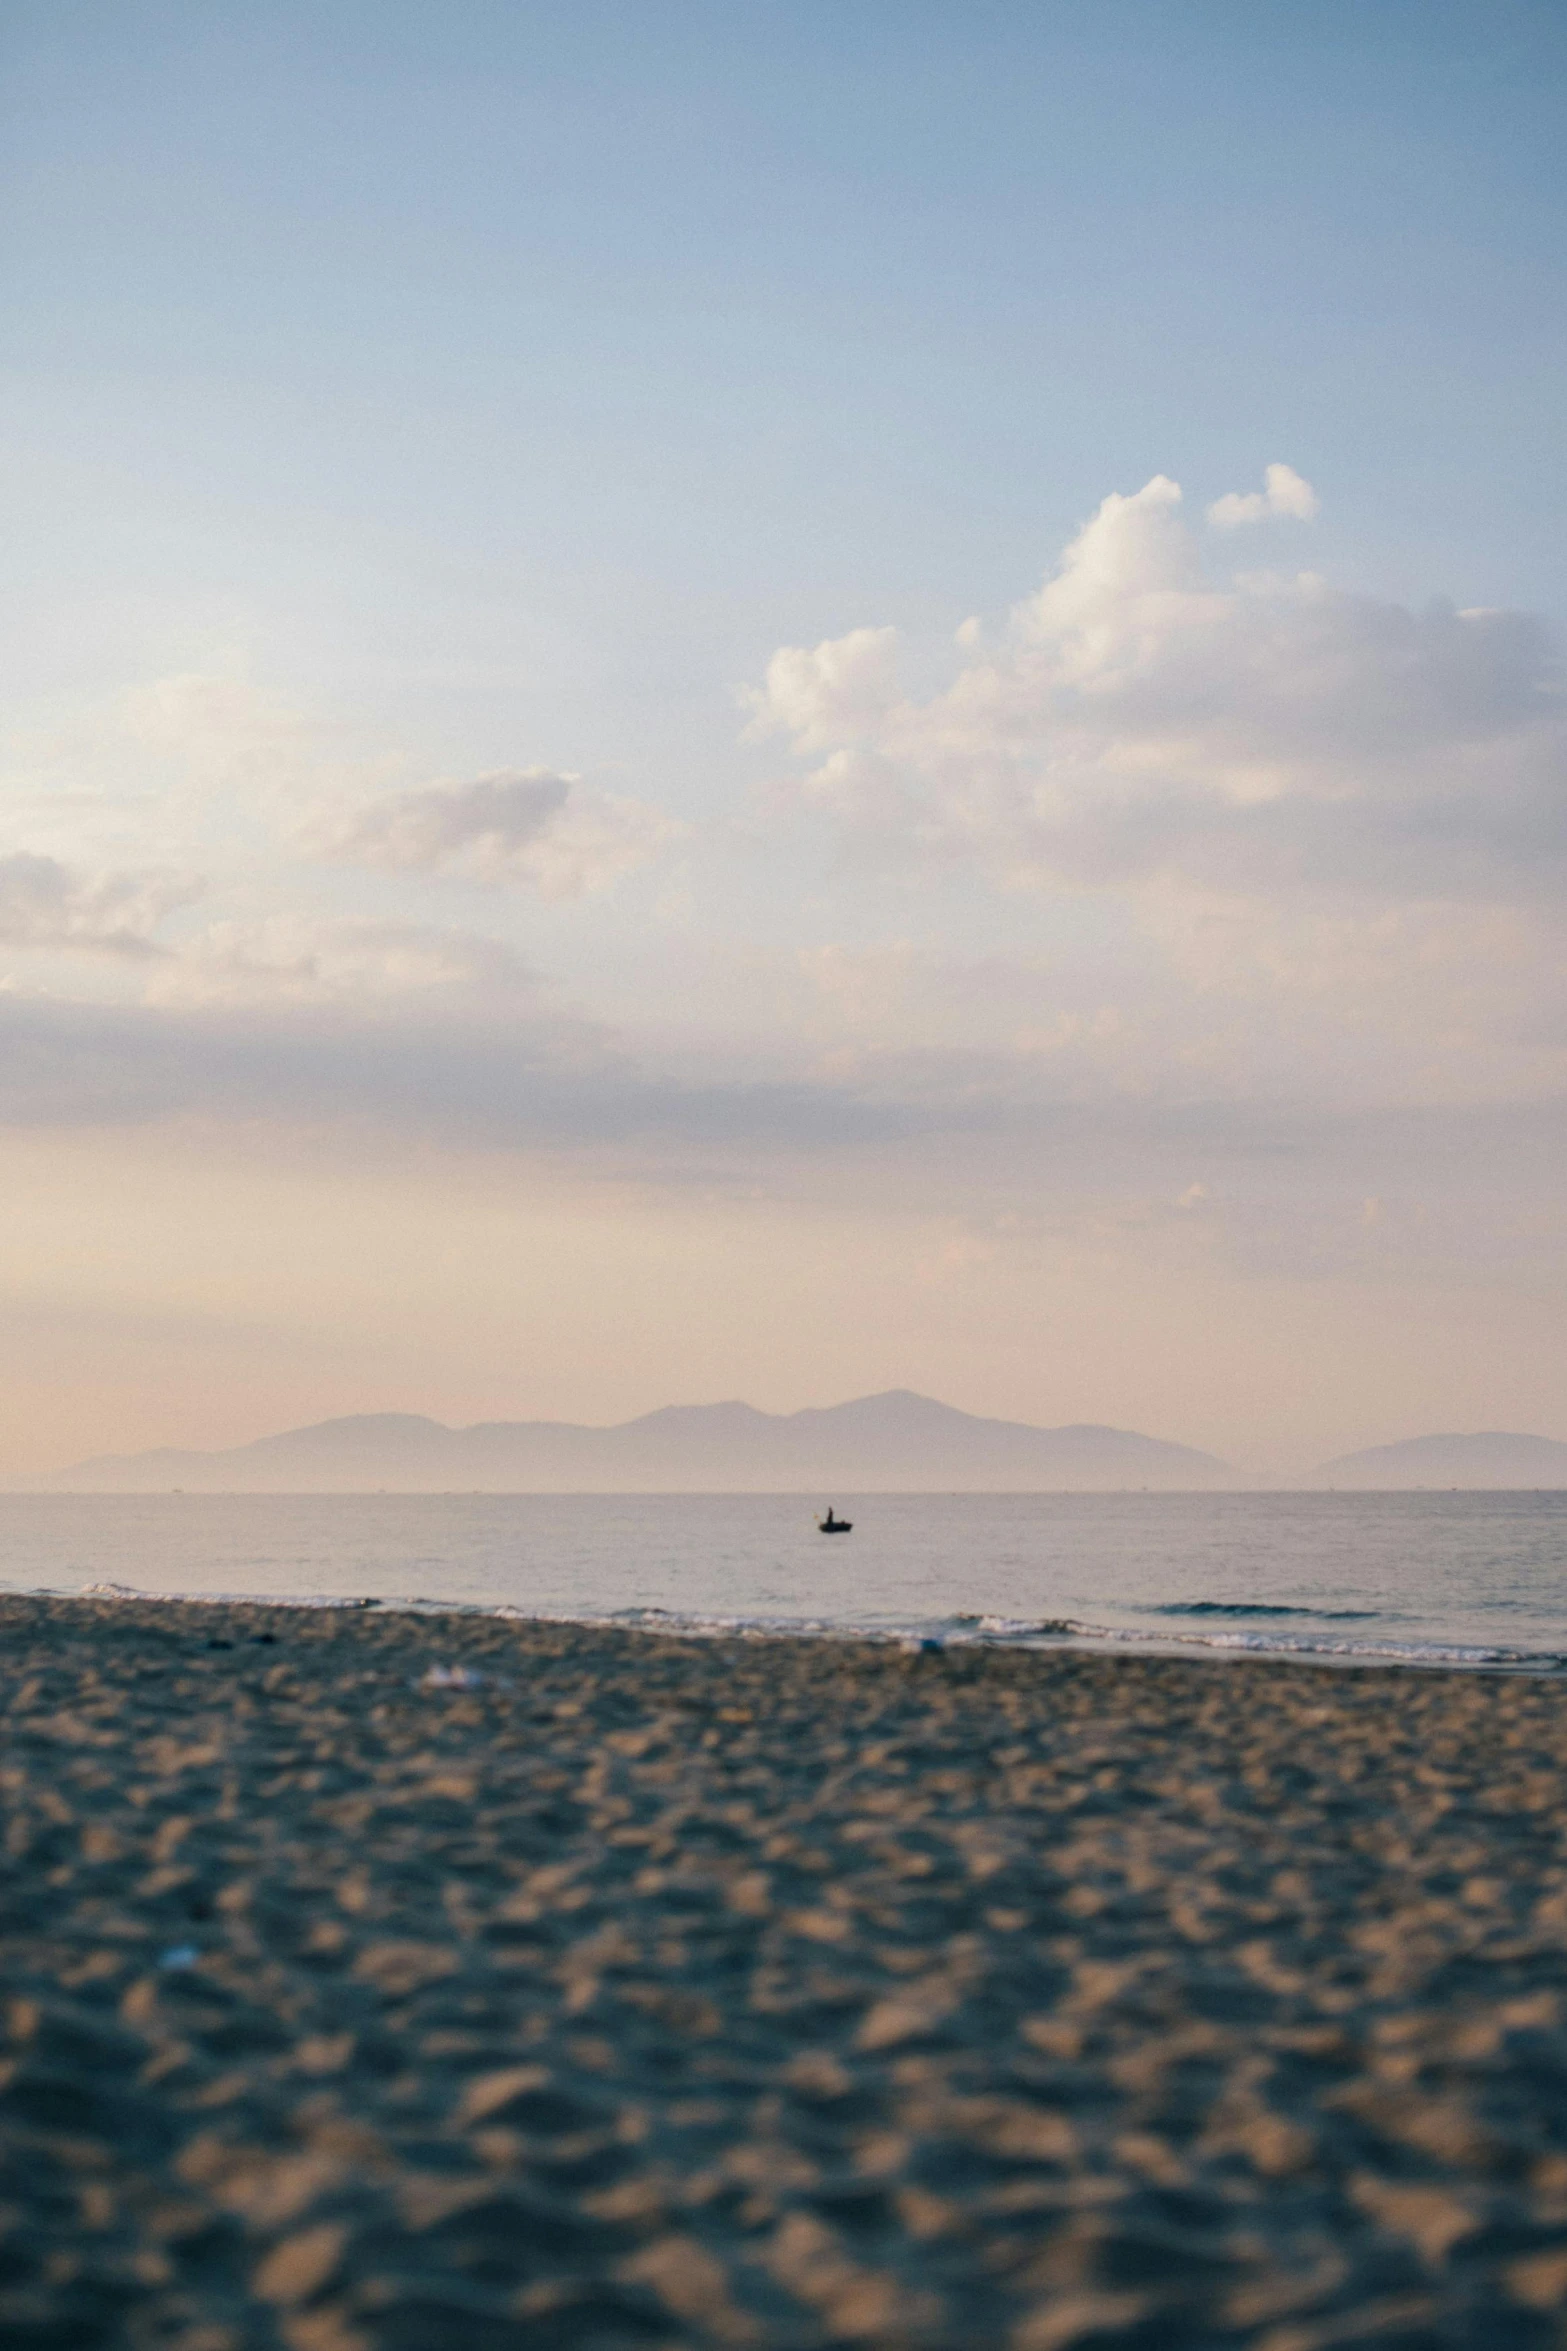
[15,1372,1567,1485]
[4,3,1566,1477]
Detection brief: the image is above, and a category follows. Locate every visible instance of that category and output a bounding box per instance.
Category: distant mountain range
[1308,1432,1567,1490]
[16,1396,1567,1493]
[20,1390,1235,1493]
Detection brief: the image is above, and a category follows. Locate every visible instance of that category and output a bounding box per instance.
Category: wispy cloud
[306,768,678,899]
[1,471,1562,1323]
[0,854,201,958]
[0,987,927,1158]
[143,915,542,1010]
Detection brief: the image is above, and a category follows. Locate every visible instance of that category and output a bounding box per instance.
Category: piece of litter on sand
[900,1635,945,1654]
[417,1663,485,1691]
[158,1945,200,1972]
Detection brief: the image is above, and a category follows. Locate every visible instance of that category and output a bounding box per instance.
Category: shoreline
[8,1576,1566,1677]
[5,1594,1567,2345]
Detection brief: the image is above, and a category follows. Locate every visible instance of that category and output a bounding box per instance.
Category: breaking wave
[1146,1600,1379,1620]
[46,1583,1567,1675]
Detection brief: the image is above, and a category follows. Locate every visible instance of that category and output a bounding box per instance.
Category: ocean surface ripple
[4,1488,1566,1672]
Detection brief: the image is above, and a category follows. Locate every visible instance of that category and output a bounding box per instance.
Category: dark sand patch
[3,1597,1567,2348]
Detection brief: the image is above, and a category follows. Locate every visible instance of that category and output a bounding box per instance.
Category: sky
[2,0,1565,1475]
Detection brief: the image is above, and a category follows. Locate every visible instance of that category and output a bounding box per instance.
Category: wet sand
[3,1598,1567,2349]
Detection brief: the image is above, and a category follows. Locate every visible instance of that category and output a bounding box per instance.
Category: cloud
[799,941,919,1027]
[0,987,938,1160]
[143,916,542,1010]
[116,672,331,830]
[0,854,201,959]
[308,769,677,899]
[2,976,1563,1285]
[752,474,1566,906]
[1,908,1564,1306]
[743,626,901,752]
[122,672,309,748]
[1207,463,1321,528]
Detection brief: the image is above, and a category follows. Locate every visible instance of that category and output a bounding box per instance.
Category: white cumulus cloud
[1207,462,1321,529]
[743,625,901,752]
[751,473,1565,906]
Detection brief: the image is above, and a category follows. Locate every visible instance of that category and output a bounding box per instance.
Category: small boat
[818,1506,853,1534]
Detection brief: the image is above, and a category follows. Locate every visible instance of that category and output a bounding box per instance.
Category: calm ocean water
[2,1490,1566,1669]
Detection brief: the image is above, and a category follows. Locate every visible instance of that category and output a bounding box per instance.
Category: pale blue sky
[7,3,1565,739]
[1,3,1564,1468]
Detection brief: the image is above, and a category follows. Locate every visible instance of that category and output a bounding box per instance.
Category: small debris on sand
[416,1662,486,1691]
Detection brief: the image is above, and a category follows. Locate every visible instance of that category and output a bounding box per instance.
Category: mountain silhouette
[1310,1431,1567,1489]
[23,1389,1233,1493]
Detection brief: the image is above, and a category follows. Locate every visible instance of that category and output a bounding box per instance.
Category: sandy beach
[3,1598,1567,2349]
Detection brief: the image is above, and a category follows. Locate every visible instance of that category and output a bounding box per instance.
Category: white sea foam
[56,1579,1567,1673]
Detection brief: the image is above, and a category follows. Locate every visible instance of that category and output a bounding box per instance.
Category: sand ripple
[3,1598,1567,2347]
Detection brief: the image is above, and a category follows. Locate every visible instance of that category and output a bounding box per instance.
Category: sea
[3,1489,1567,1671]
